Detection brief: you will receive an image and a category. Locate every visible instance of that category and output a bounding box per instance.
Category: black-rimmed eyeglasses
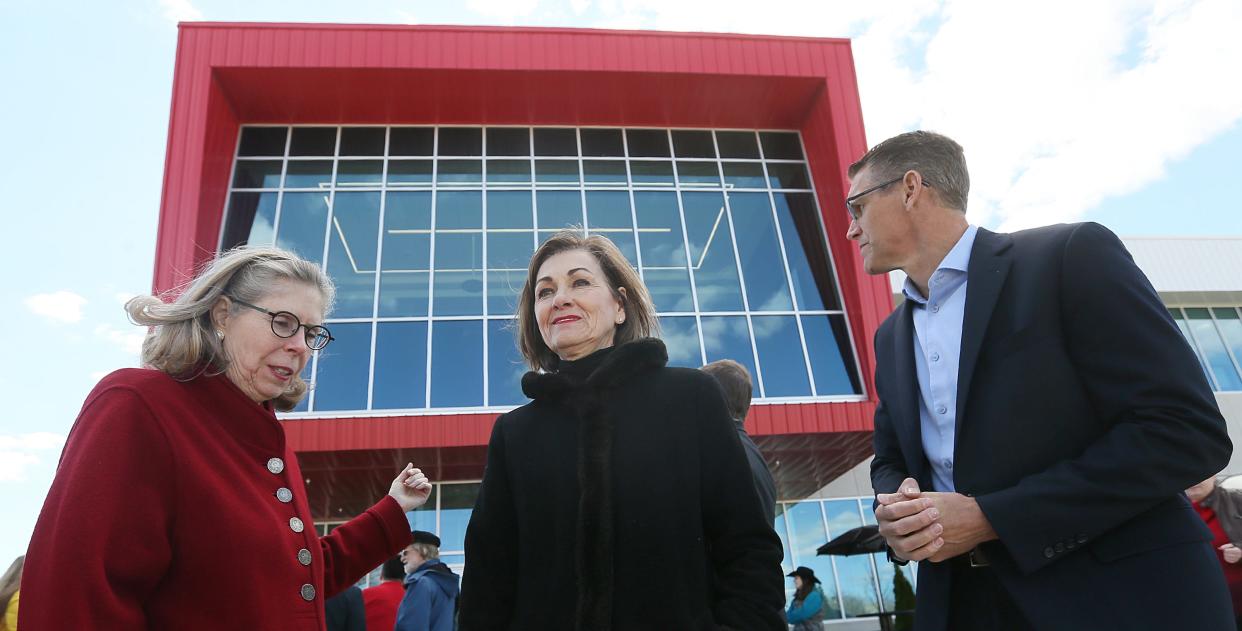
[846,175,933,222]
[228,296,335,351]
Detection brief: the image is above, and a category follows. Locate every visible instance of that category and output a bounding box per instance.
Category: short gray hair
[847,130,969,212]
[125,246,334,411]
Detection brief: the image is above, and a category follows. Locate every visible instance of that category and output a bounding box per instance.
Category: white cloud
[158,0,203,23]
[466,0,542,21]
[577,0,1242,231]
[94,324,146,357]
[0,433,65,482]
[24,291,88,324]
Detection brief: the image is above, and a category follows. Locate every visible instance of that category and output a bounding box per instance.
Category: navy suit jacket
[871,223,1234,630]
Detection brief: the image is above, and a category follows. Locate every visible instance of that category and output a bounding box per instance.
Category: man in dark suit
[853,130,1235,630]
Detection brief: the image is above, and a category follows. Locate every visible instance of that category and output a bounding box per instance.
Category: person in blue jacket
[786,566,826,630]
[396,530,460,631]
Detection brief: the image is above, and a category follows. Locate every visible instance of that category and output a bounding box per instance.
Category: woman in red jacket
[21,246,432,630]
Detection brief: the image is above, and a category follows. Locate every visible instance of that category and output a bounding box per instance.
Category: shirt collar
[901,224,978,303]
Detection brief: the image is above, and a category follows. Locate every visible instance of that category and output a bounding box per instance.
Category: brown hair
[701,359,753,420]
[847,130,970,212]
[124,245,335,411]
[515,231,659,371]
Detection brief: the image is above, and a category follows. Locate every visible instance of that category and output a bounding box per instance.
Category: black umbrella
[816,524,885,556]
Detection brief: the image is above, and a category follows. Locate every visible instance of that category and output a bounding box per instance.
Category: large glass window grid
[1170,306,1242,392]
[224,125,863,414]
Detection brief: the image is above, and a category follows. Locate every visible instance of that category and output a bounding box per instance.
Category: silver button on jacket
[300,584,316,601]
[289,517,304,533]
[267,457,285,474]
[276,487,293,503]
[298,548,312,566]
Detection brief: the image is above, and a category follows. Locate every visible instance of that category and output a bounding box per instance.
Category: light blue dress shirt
[901,225,978,493]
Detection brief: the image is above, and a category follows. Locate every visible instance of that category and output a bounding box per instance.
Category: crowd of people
[10,129,1242,630]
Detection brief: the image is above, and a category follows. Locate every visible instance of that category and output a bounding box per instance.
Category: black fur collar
[521,337,668,400]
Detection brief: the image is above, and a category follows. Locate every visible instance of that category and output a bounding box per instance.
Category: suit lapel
[954,228,1013,445]
[890,299,927,479]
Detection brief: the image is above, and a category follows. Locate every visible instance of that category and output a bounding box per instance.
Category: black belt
[948,546,991,569]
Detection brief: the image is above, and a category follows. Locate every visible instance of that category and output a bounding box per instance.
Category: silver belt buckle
[968,547,990,568]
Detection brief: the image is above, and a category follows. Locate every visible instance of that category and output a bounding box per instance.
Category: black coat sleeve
[458,415,519,629]
[976,222,1233,574]
[695,377,787,630]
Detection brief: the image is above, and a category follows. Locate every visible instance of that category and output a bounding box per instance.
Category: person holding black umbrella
[786,566,826,630]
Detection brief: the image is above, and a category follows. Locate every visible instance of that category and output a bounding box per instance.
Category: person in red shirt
[1189,475,1242,629]
[364,556,408,631]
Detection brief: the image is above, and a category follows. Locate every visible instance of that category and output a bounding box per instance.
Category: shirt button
[943,459,953,469]
[298,548,312,566]
[300,584,316,601]
[931,305,940,313]
[267,458,285,474]
[936,405,947,415]
[930,352,941,362]
[276,487,293,503]
[289,517,305,533]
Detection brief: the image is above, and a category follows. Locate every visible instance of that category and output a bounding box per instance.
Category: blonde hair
[125,246,335,411]
[516,231,659,371]
[0,555,21,618]
[410,542,439,560]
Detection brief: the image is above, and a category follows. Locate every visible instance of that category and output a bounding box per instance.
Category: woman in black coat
[459,231,786,630]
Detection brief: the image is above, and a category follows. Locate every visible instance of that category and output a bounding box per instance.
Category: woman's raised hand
[389,462,433,512]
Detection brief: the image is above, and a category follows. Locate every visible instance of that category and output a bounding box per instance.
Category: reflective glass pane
[339,127,386,156]
[659,316,702,368]
[379,192,431,317]
[488,191,534,229]
[437,160,483,184]
[439,127,483,156]
[335,160,383,185]
[1187,308,1242,390]
[222,192,277,249]
[1172,310,1214,381]
[534,160,579,184]
[487,159,531,183]
[583,160,627,184]
[313,322,372,411]
[766,162,811,189]
[292,357,313,412]
[676,161,720,187]
[752,316,811,397]
[774,192,838,310]
[389,128,434,156]
[672,130,716,158]
[325,192,380,318]
[626,129,670,157]
[407,485,437,532]
[802,315,859,395]
[825,500,880,617]
[759,131,804,160]
[585,191,637,265]
[285,161,334,188]
[486,231,533,315]
[439,483,481,551]
[238,127,287,157]
[716,131,761,159]
[630,161,675,186]
[387,160,433,186]
[233,160,283,188]
[1212,308,1242,378]
[536,191,584,237]
[722,162,766,188]
[682,192,744,312]
[290,127,337,156]
[372,322,428,410]
[534,128,578,157]
[775,508,794,574]
[433,236,483,317]
[729,193,793,311]
[581,128,625,157]
[634,192,694,312]
[486,128,530,156]
[786,501,843,620]
[701,316,758,391]
[430,320,484,407]
[276,192,330,264]
[488,319,529,407]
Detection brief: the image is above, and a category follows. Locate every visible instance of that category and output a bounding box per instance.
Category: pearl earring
[216,330,225,340]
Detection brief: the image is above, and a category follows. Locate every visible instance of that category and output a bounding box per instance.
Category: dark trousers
[946,562,1034,631]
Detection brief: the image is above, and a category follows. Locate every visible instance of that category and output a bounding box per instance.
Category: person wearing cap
[363,556,408,631]
[785,566,826,630]
[395,530,459,631]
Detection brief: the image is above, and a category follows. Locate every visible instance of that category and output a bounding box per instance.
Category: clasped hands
[875,477,998,563]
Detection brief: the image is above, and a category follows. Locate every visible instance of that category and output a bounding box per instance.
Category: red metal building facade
[154,23,889,517]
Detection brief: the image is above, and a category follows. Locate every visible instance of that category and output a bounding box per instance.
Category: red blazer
[363,580,406,631]
[21,369,412,630]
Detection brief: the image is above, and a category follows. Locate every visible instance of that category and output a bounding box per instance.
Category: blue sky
[2,0,1240,567]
